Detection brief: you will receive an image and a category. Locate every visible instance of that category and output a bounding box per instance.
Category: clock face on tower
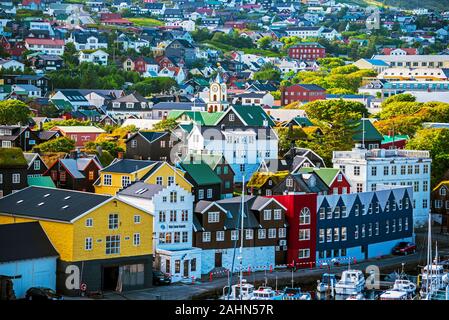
[211,84,219,93]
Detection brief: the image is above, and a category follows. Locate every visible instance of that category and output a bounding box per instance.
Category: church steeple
[208,63,228,112]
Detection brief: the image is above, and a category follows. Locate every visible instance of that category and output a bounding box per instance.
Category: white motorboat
[393,279,416,295]
[420,263,447,298]
[335,269,365,295]
[281,287,312,300]
[251,286,283,300]
[379,290,409,300]
[222,279,255,300]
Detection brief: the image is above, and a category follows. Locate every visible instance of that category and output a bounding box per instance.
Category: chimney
[39,121,43,131]
[118,151,124,159]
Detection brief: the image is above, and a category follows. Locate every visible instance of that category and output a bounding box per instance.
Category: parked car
[25,287,63,300]
[152,270,171,285]
[392,242,416,255]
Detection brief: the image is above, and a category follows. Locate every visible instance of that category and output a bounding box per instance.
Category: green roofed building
[0,147,28,197]
[352,118,383,149]
[179,161,223,202]
[28,176,56,188]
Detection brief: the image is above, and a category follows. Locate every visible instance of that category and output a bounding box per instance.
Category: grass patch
[128,17,165,27]
[0,147,27,168]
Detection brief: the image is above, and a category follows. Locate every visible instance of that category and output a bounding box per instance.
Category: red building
[51,126,105,147]
[224,21,248,30]
[288,42,326,61]
[281,84,326,106]
[270,193,317,268]
[380,134,409,150]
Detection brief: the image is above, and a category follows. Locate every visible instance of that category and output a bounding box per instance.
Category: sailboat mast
[239,175,245,299]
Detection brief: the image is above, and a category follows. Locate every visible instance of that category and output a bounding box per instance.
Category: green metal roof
[232,105,275,127]
[352,119,383,142]
[169,111,224,126]
[27,176,56,188]
[180,161,222,186]
[292,116,313,127]
[381,134,409,144]
[51,99,73,110]
[298,167,340,186]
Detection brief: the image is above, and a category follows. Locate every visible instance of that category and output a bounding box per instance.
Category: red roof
[382,48,418,55]
[25,38,64,46]
[101,18,132,25]
[22,0,41,5]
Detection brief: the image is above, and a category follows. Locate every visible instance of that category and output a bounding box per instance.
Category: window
[166,233,172,243]
[371,166,377,176]
[159,232,166,244]
[423,199,428,209]
[170,191,177,203]
[263,210,272,220]
[229,114,235,121]
[108,214,119,229]
[341,206,348,218]
[341,227,347,241]
[274,209,282,220]
[159,211,166,222]
[85,237,92,250]
[34,161,40,171]
[326,207,332,219]
[131,140,137,148]
[168,176,174,186]
[133,233,140,246]
[258,229,266,239]
[156,177,163,185]
[231,230,239,241]
[106,235,120,254]
[121,176,130,188]
[134,215,141,224]
[208,212,219,223]
[354,204,359,216]
[326,228,332,242]
[300,207,310,224]
[216,231,225,241]
[160,140,166,148]
[182,231,188,243]
[278,228,286,238]
[415,165,420,174]
[207,189,213,199]
[401,165,406,175]
[245,229,253,240]
[319,229,325,243]
[191,258,197,272]
[334,206,340,219]
[12,174,20,184]
[299,229,310,241]
[414,181,419,192]
[286,178,293,187]
[423,181,428,192]
[104,174,112,186]
[175,260,180,274]
[355,225,359,239]
[181,210,188,222]
[170,210,177,222]
[392,166,397,175]
[386,220,390,234]
[86,218,93,227]
[354,166,360,176]
[334,228,339,241]
[198,189,204,200]
[0,174,2,184]
[298,249,310,259]
[424,165,429,174]
[361,224,366,238]
[440,188,447,196]
[319,208,325,220]
[202,232,211,242]
[356,183,363,193]
[383,166,389,176]
[368,223,372,237]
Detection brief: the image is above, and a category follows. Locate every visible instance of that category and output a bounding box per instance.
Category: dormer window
[208,211,219,223]
[126,102,134,109]
[113,102,120,108]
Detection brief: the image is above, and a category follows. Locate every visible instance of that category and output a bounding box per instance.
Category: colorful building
[0,186,154,295]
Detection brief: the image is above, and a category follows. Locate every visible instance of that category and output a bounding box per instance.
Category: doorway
[183,260,189,277]
[103,266,119,291]
[215,252,222,268]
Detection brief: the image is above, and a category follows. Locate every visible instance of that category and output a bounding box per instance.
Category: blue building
[0,222,58,299]
[316,186,414,265]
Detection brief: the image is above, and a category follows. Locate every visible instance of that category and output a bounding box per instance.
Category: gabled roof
[0,186,111,222]
[27,176,56,188]
[0,222,58,263]
[118,181,164,199]
[231,105,275,126]
[0,147,27,168]
[247,171,289,188]
[352,119,383,142]
[180,161,222,186]
[298,167,341,187]
[101,159,156,174]
[128,131,168,144]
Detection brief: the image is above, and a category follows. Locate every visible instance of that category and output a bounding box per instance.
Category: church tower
[208,64,228,112]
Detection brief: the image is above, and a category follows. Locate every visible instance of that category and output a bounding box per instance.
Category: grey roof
[0,222,59,263]
[0,186,111,222]
[60,159,85,179]
[118,181,164,199]
[102,159,156,173]
[23,152,38,166]
[153,102,206,110]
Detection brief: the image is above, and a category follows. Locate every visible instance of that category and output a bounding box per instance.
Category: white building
[0,59,24,72]
[78,49,108,65]
[24,38,65,55]
[332,146,432,227]
[118,182,202,282]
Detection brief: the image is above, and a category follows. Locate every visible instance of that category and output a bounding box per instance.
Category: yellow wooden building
[94,159,192,195]
[0,186,154,294]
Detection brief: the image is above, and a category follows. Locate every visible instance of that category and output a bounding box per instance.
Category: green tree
[131,77,178,96]
[406,128,449,186]
[153,118,179,131]
[43,119,91,131]
[0,100,31,125]
[253,64,281,82]
[257,36,273,50]
[303,99,367,123]
[34,137,75,153]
